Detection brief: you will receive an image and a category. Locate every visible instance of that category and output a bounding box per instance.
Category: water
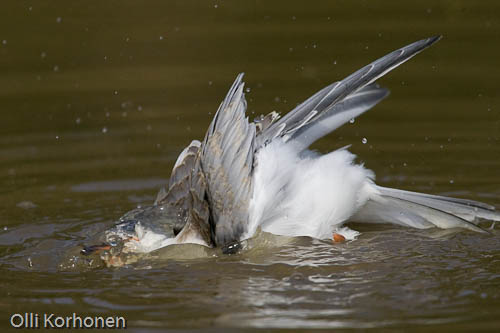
[1,1,500,331]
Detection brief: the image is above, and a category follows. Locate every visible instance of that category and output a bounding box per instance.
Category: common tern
[82,36,500,261]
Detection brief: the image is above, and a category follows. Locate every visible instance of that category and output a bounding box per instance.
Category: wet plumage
[84,36,500,259]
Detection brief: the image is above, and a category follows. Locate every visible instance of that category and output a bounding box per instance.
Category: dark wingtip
[427,35,443,45]
[399,35,442,59]
[413,35,442,51]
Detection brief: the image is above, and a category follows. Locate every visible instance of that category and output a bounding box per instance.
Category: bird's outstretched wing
[166,36,442,247]
[350,185,498,232]
[257,36,441,149]
[155,140,212,245]
[200,73,256,246]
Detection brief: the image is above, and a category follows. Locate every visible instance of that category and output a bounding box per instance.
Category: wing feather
[155,140,211,240]
[259,36,441,149]
[200,74,256,246]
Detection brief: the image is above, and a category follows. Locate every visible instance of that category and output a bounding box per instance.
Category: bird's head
[81,203,185,266]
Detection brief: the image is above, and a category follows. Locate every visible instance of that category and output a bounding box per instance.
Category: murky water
[1,1,500,331]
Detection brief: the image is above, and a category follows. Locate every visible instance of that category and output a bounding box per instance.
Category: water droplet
[113,90,118,95]
[102,127,108,134]
[403,162,407,167]
[214,4,218,8]
[105,112,110,118]
[2,40,7,45]
[137,105,143,111]
[333,60,337,65]
[291,16,296,20]
[55,135,59,140]
[361,137,367,144]
[53,65,59,72]
[289,47,294,52]
[312,44,317,49]
[208,81,213,86]
[349,118,355,124]
[449,179,454,184]
[56,17,62,23]
[245,87,251,93]
[3,226,7,231]
[75,117,81,124]
[159,35,164,40]
[41,52,46,58]
[27,257,33,268]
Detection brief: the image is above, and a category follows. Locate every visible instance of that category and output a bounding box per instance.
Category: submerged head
[81,204,185,265]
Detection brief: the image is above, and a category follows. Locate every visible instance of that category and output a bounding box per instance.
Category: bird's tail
[351,185,500,233]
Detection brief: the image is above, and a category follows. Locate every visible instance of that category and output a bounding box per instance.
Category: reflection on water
[1,0,500,330]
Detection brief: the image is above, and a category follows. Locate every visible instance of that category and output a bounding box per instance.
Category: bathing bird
[82,36,500,258]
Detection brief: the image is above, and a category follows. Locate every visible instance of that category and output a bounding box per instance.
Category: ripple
[71,178,167,192]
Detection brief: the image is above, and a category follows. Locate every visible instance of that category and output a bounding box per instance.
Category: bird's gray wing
[200,73,256,247]
[174,150,213,246]
[155,140,211,244]
[258,36,441,149]
[286,84,389,150]
[350,185,497,233]
[155,140,201,206]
